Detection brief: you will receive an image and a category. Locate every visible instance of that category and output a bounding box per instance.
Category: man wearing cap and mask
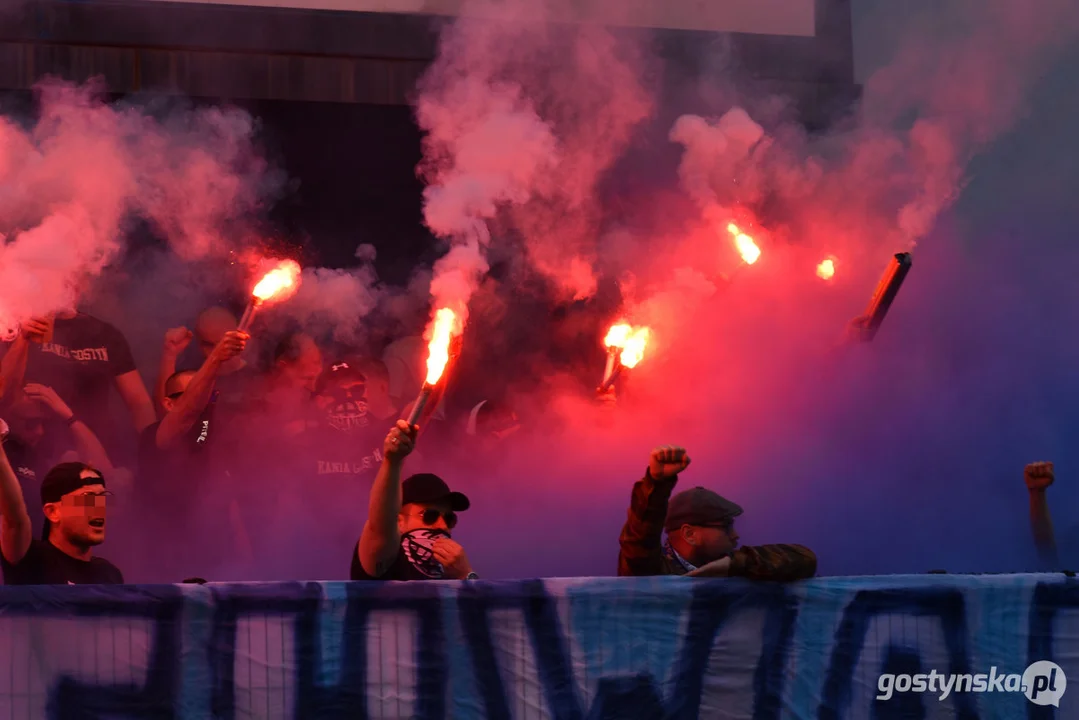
[0,431,122,584]
[352,420,476,581]
[618,445,817,580]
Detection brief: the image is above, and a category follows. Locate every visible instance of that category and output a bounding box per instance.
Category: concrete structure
[0,0,856,127]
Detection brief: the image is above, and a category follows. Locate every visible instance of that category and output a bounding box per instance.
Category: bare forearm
[70,422,117,474]
[0,446,32,561]
[157,358,221,447]
[0,338,29,403]
[358,458,403,573]
[154,352,179,415]
[1029,490,1058,561]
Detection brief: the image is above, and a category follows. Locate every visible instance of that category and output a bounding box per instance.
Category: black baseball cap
[401,473,470,511]
[664,486,743,532]
[41,462,104,505]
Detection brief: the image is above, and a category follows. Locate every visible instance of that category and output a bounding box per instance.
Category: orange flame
[604,323,632,349]
[252,259,302,302]
[424,307,458,385]
[817,257,836,280]
[727,223,760,265]
[604,321,651,368]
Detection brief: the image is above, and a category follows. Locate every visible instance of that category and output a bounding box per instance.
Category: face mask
[400,528,450,578]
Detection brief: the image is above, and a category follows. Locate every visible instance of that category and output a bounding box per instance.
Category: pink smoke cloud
[0,79,273,328]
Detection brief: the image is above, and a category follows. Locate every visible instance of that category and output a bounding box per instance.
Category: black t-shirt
[349,529,451,581]
[134,409,225,582]
[307,415,389,485]
[0,313,137,443]
[138,411,215,496]
[1,538,123,585]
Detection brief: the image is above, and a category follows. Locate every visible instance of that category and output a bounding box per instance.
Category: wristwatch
[465,572,479,580]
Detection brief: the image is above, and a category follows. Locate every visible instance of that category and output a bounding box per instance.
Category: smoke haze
[3,0,1079,581]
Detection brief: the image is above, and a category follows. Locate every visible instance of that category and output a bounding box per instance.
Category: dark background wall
[0,0,858,272]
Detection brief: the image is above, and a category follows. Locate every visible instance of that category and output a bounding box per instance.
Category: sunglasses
[417,508,457,529]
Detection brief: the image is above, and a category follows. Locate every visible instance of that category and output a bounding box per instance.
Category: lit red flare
[239,259,303,333]
[252,259,302,302]
[599,321,651,392]
[817,257,836,280]
[423,307,458,386]
[407,307,460,427]
[727,223,760,265]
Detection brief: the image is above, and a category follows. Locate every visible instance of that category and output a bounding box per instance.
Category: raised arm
[617,446,690,577]
[0,319,49,406]
[156,331,247,450]
[115,371,157,433]
[0,428,33,565]
[154,327,193,415]
[1025,461,1059,566]
[23,384,120,476]
[358,420,417,577]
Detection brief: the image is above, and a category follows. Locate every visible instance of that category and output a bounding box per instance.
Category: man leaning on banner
[618,445,817,579]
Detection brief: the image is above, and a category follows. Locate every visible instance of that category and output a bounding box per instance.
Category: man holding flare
[351,306,477,581]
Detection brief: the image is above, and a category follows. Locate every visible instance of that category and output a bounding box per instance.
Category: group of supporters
[0,307,1066,586]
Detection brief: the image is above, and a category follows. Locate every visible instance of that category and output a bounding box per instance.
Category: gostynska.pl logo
[877,661,1066,707]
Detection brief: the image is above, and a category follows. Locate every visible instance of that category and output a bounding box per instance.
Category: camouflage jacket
[616,471,818,580]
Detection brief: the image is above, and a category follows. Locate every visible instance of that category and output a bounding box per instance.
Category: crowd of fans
[0,306,1056,586]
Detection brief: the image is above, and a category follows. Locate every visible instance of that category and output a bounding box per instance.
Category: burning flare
[599,321,651,392]
[817,257,836,280]
[252,260,302,301]
[617,327,651,368]
[727,223,760,265]
[423,307,458,386]
[238,259,303,332]
[407,307,460,427]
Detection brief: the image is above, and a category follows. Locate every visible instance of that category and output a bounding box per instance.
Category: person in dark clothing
[0,448,122,585]
[136,330,248,582]
[351,421,476,581]
[2,385,124,539]
[306,358,401,483]
[0,313,156,447]
[618,445,817,580]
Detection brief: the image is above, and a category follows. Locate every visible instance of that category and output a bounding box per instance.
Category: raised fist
[384,419,417,462]
[210,330,249,363]
[1025,461,1054,492]
[649,445,691,480]
[163,327,193,356]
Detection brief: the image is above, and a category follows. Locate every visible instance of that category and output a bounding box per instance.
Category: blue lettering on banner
[0,574,1074,719]
[1027,579,1079,720]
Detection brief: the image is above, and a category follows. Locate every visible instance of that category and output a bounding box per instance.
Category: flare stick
[597,351,622,394]
[407,384,433,427]
[237,300,261,333]
[860,252,913,341]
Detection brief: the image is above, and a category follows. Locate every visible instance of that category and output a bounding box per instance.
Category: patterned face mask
[401,528,451,578]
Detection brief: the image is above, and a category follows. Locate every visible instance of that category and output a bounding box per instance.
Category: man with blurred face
[155,306,253,413]
[137,331,248,581]
[618,445,817,580]
[352,420,476,581]
[274,333,323,395]
[0,312,156,445]
[2,386,124,540]
[0,444,122,584]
